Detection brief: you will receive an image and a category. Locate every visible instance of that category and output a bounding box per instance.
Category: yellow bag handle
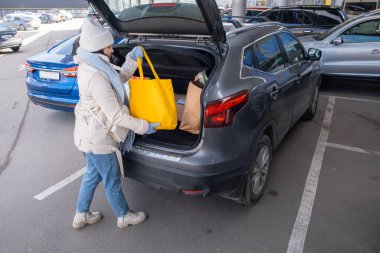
[136,46,160,80]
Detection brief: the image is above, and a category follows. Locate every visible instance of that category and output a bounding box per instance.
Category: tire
[237,135,272,206]
[12,47,20,52]
[303,77,321,120]
[19,24,26,31]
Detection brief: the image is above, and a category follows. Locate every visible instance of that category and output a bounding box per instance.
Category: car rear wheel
[303,77,321,120]
[12,47,20,52]
[238,135,272,206]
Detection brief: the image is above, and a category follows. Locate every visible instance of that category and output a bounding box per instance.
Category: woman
[72,18,158,229]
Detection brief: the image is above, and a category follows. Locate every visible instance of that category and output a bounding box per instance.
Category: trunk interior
[114,45,216,150]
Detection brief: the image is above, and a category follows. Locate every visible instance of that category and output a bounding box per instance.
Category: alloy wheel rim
[251,146,270,196]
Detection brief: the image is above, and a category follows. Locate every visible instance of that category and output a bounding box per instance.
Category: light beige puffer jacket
[73,53,149,176]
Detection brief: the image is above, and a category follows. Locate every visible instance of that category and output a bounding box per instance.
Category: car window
[48,36,80,55]
[263,10,281,21]
[255,35,285,73]
[246,10,262,16]
[315,14,363,40]
[305,9,343,26]
[303,14,313,25]
[344,2,377,16]
[242,46,254,68]
[279,33,305,65]
[112,0,204,23]
[341,19,380,43]
[282,10,304,25]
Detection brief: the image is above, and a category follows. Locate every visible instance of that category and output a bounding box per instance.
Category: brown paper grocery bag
[179,80,202,134]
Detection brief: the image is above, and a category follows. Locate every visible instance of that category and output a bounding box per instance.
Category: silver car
[3,13,41,30]
[299,11,380,81]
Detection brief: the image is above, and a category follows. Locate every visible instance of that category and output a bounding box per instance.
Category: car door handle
[371,49,380,54]
[296,74,302,84]
[303,30,313,34]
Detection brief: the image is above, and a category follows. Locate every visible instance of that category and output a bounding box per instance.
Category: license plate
[1,35,12,39]
[39,71,60,80]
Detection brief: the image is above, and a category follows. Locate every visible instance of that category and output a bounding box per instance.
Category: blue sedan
[26,35,124,112]
[26,35,80,112]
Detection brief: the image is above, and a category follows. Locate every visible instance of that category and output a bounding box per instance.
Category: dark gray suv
[259,6,348,37]
[89,0,322,205]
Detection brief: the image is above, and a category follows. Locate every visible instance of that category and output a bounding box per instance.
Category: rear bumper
[124,150,245,197]
[0,38,22,49]
[28,92,78,112]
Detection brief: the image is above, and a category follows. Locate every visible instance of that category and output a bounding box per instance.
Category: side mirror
[331,36,343,46]
[308,48,322,61]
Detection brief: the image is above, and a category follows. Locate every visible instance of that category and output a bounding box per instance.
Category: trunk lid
[27,53,77,95]
[87,0,226,44]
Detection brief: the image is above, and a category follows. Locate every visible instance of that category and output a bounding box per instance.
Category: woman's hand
[146,123,160,134]
[129,46,143,61]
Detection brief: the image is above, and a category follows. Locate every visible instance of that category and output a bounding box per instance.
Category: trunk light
[25,62,34,72]
[204,90,249,128]
[63,66,78,77]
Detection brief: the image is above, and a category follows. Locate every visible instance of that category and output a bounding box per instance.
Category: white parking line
[321,95,380,104]
[287,97,336,253]
[326,142,380,157]
[34,167,86,201]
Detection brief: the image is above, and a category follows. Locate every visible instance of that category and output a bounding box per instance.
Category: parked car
[25,34,125,111]
[64,11,73,20]
[258,5,348,37]
[40,13,61,24]
[3,13,41,30]
[25,35,80,111]
[299,11,380,82]
[0,23,22,51]
[222,7,270,17]
[85,0,322,205]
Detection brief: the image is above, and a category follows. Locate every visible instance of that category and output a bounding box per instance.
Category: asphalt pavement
[0,20,379,253]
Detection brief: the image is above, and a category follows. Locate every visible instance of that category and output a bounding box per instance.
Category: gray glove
[146,123,160,134]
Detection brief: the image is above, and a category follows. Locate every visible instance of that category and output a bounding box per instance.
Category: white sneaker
[72,212,103,229]
[117,211,147,228]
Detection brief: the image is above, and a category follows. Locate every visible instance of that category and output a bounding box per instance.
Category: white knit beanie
[79,18,114,52]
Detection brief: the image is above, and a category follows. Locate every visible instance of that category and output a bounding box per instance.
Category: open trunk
[113,44,217,150]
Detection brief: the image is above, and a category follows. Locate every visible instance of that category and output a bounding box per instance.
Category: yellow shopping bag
[129,47,177,130]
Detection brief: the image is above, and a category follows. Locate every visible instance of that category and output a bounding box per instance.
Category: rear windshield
[48,35,79,55]
[304,9,344,26]
[344,2,377,16]
[104,0,205,23]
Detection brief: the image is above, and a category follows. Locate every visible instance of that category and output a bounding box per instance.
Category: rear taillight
[204,90,249,128]
[63,66,78,77]
[25,62,33,72]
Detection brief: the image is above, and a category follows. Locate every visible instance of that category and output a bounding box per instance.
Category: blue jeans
[76,152,129,217]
